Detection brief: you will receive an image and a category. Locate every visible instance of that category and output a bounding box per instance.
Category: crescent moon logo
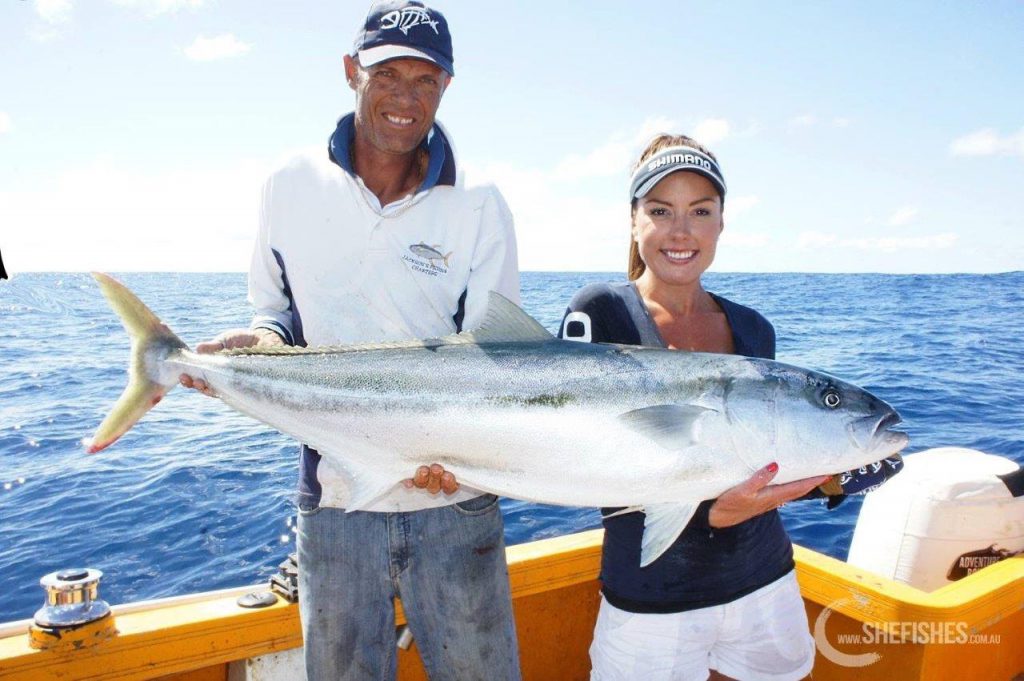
[812,597,882,668]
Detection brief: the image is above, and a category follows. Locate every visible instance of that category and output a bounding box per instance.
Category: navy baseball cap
[352,1,454,76]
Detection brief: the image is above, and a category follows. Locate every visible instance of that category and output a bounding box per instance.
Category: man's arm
[457,187,520,331]
[248,177,296,345]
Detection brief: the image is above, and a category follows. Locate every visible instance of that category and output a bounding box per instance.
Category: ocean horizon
[2,271,1022,621]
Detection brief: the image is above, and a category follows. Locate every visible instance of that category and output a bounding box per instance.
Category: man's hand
[403,464,459,495]
[179,328,285,397]
[708,463,829,528]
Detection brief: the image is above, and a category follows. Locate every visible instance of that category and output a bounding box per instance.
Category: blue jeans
[296,494,521,681]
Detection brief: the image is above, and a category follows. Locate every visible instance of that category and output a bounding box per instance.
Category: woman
[559,134,828,681]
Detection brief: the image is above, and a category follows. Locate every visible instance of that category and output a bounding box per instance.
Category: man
[182,2,521,679]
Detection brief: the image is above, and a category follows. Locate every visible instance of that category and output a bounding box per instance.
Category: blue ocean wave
[1,271,1022,621]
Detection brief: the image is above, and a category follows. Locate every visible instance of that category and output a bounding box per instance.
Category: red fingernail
[766,462,779,474]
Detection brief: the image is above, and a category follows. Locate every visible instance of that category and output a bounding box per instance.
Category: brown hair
[627,134,720,281]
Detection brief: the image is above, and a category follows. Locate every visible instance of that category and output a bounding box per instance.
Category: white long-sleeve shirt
[248,115,520,510]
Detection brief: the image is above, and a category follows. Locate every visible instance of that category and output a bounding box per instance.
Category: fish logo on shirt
[409,242,452,268]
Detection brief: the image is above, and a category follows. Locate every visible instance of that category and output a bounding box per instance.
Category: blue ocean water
[1,271,1022,622]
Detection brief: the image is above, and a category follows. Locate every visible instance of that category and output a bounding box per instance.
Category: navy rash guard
[559,281,793,613]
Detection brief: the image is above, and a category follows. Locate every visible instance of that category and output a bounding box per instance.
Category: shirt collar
[327,113,457,191]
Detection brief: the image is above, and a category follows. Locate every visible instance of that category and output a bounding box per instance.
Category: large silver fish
[87,272,908,566]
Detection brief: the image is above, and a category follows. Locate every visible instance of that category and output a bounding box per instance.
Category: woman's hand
[180,328,285,397]
[708,463,829,528]
[403,464,459,495]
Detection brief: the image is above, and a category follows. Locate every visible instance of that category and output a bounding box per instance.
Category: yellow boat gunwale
[794,543,1024,630]
[0,529,1021,681]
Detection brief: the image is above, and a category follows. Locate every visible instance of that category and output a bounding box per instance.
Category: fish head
[724,360,909,477]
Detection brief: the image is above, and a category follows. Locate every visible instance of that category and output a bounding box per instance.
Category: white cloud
[0,112,11,134]
[720,231,770,248]
[691,118,731,146]
[789,114,817,129]
[886,206,918,227]
[184,34,252,62]
[796,231,838,249]
[719,195,767,249]
[551,116,734,182]
[788,114,852,131]
[552,116,677,181]
[725,195,759,219]
[796,230,957,253]
[28,26,62,42]
[950,129,999,156]
[109,0,205,15]
[949,128,1024,157]
[1,155,275,272]
[847,234,958,252]
[29,0,204,40]
[34,0,72,24]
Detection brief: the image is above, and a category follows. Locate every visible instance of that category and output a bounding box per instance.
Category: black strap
[452,288,467,332]
[997,467,1024,498]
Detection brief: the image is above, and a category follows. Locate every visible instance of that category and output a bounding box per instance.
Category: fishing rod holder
[33,568,111,628]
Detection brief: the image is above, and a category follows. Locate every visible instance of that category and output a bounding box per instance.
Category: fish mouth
[874,411,902,436]
[871,412,909,452]
[849,411,908,453]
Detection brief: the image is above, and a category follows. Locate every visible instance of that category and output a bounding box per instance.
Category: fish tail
[443,251,452,268]
[87,272,188,454]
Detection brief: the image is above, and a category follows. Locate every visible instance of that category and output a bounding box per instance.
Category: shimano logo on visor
[647,152,712,173]
[629,145,727,200]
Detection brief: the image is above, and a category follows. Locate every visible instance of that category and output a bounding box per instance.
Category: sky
[1,0,1022,274]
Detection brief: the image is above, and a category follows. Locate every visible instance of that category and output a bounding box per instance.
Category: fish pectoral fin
[618,405,715,450]
[602,505,643,520]
[343,467,402,512]
[640,502,700,567]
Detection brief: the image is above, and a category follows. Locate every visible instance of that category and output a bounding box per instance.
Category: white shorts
[589,570,815,681]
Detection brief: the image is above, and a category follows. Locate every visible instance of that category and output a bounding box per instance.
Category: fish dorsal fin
[223,292,551,357]
[457,292,554,344]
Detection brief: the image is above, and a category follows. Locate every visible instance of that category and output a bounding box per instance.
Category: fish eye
[822,389,842,409]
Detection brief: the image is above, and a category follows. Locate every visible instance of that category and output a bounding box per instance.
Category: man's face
[345,55,449,156]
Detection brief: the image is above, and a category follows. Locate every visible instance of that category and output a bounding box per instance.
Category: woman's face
[632,171,723,287]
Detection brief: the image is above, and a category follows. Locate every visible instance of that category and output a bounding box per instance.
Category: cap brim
[356,45,454,76]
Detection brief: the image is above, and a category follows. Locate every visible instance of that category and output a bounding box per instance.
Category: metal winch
[34,568,111,627]
[30,568,116,650]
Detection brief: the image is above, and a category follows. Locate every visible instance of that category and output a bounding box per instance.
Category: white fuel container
[847,447,1024,592]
